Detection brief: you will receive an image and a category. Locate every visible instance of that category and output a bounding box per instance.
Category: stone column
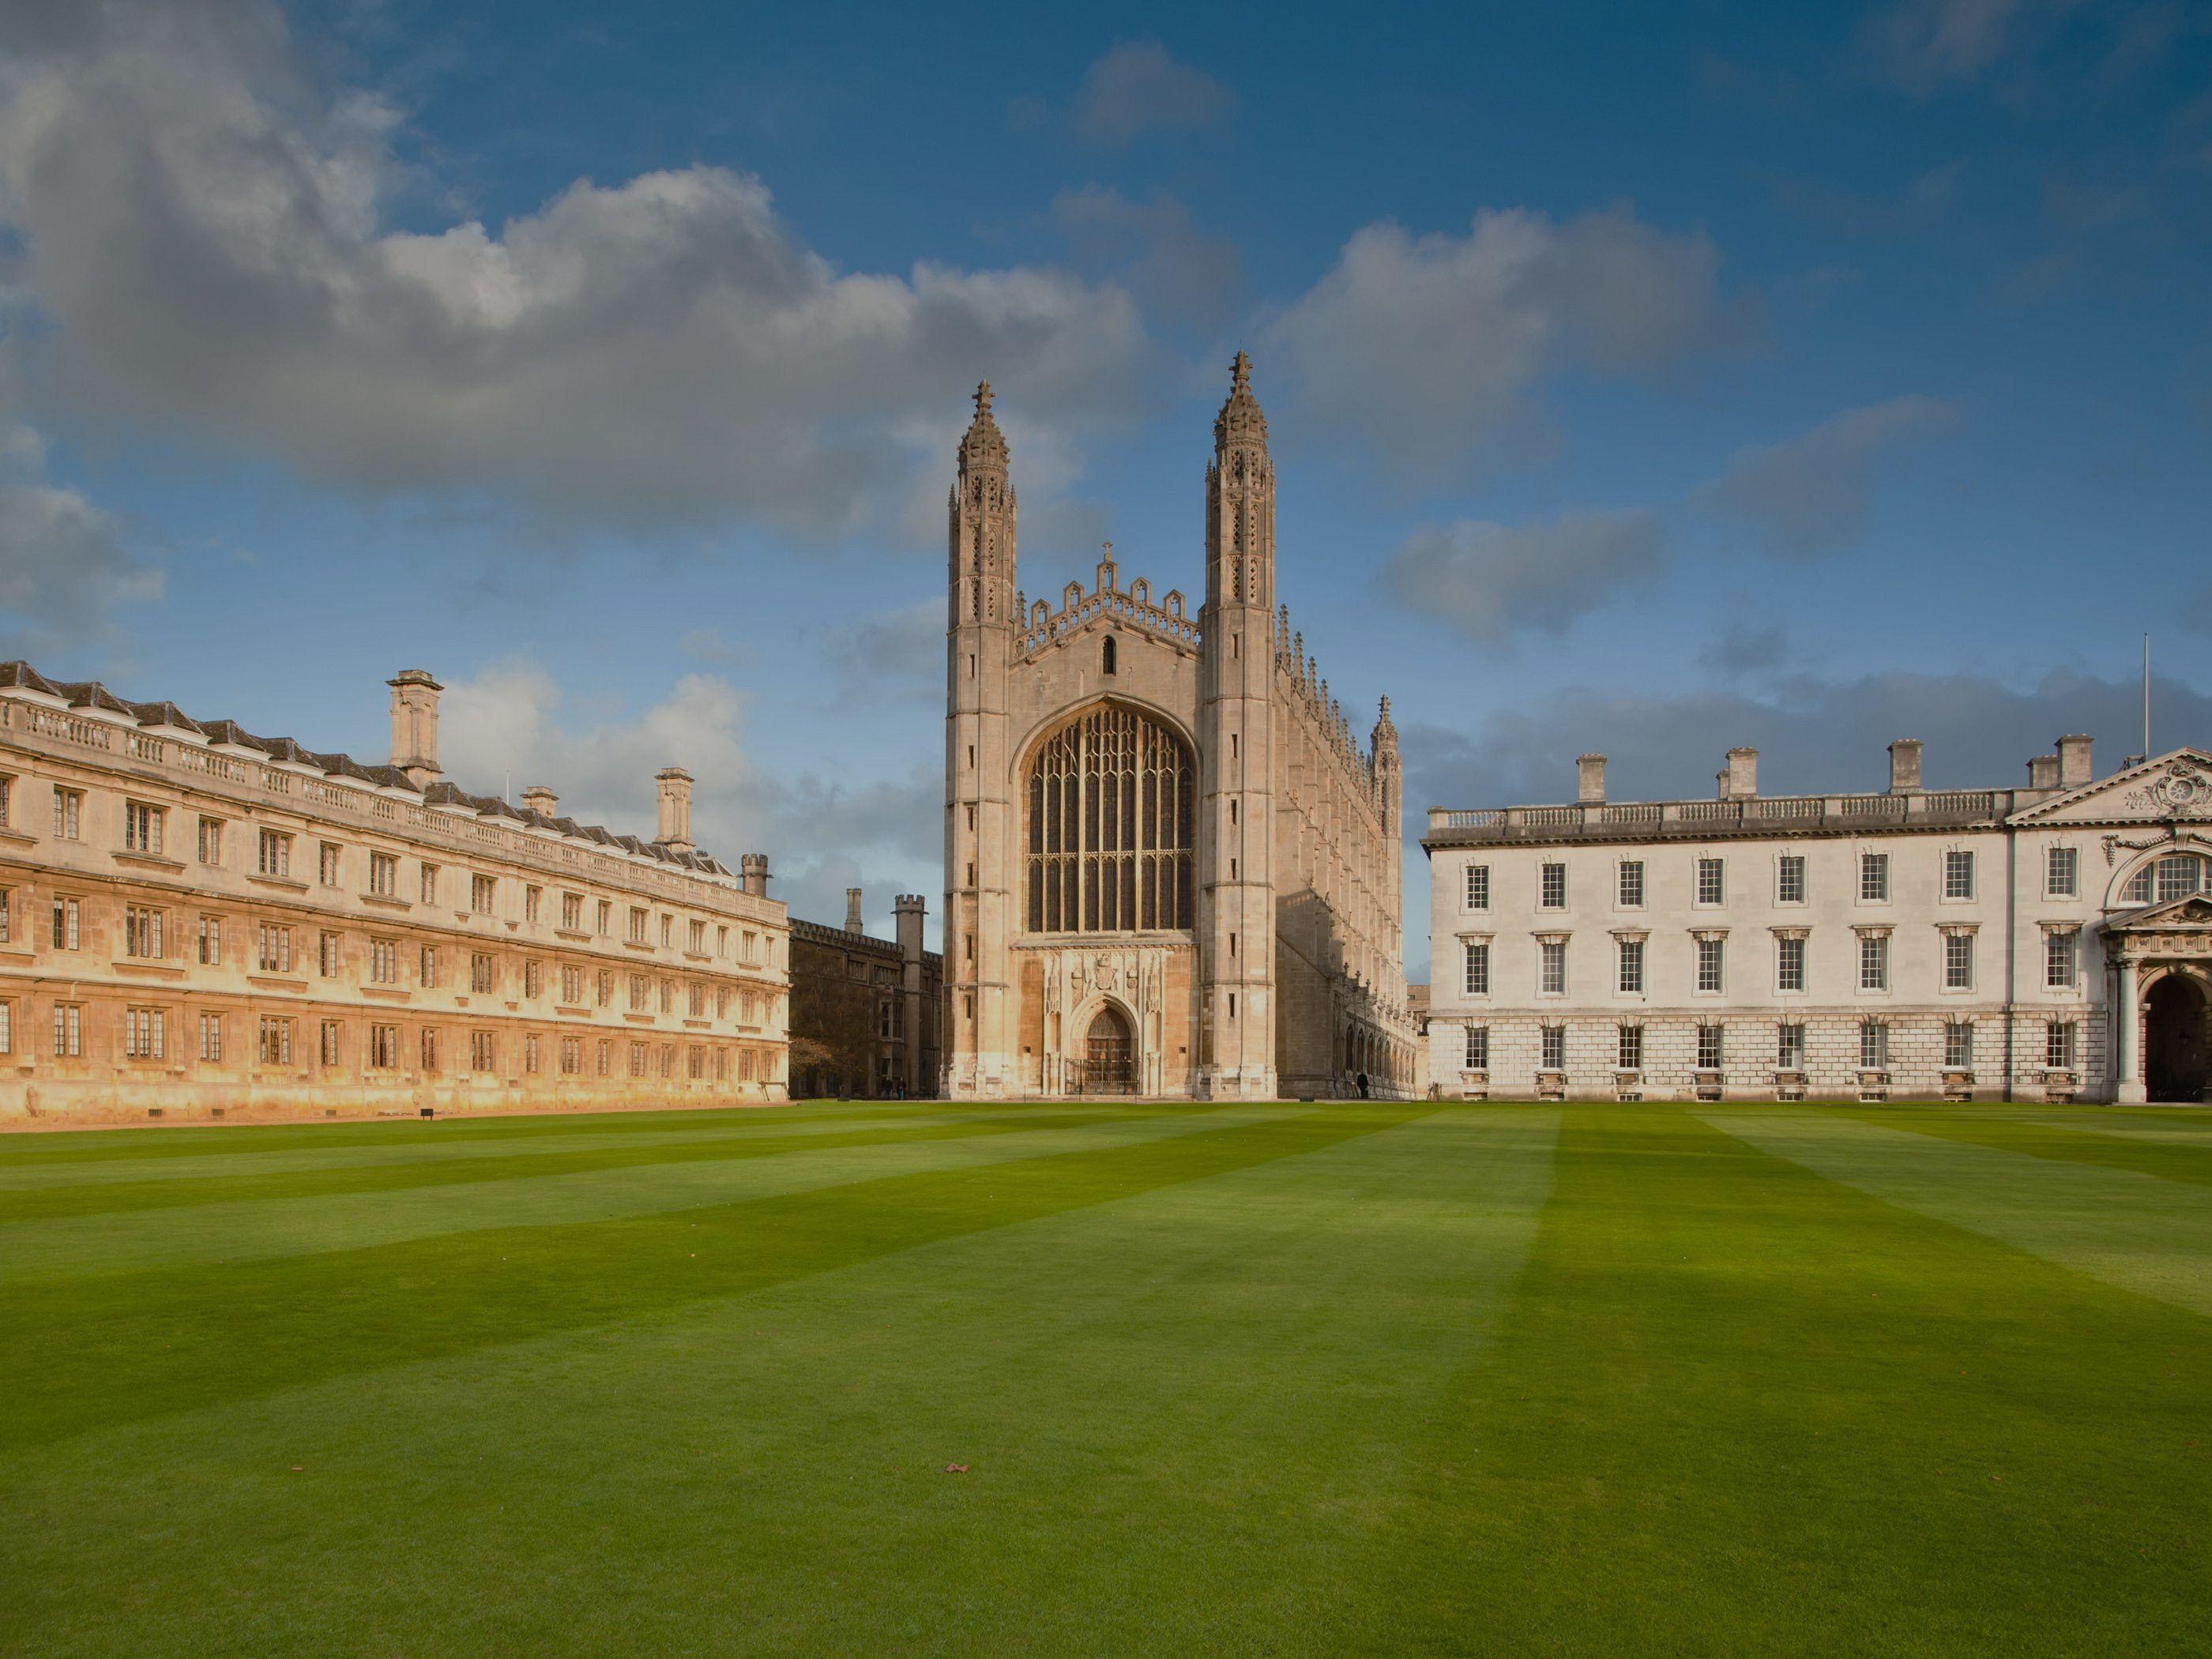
[2115,956,2145,1104]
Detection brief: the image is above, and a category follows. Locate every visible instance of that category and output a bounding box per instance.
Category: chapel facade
[942,356,1419,1100]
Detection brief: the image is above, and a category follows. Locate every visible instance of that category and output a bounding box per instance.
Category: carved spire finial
[959,378,1008,470]
[1213,351,1268,450]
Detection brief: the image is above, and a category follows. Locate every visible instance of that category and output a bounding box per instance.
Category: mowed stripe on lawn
[1367,1107,2212,1659]
[1815,1103,2212,1191]
[1715,1108,2212,1317]
[0,1108,1557,1659]
[0,1104,1413,1453]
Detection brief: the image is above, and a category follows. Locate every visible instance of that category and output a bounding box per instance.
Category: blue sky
[3,0,2210,976]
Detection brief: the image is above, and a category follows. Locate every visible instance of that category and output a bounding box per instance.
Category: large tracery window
[1028,704,1194,933]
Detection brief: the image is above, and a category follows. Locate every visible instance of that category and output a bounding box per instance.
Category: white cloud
[1268,207,1743,477]
[1862,0,2089,92]
[824,598,942,687]
[1706,395,1962,557]
[436,662,939,933]
[1051,188,1243,326]
[0,0,1149,534]
[1382,510,1663,644]
[1072,42,1234,148]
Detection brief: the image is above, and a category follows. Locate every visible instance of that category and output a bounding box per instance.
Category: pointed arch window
[1027,704,1194,933]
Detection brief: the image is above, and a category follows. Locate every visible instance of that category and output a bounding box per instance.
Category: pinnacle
[959,378,1009,469]
[1213,351,1268,450]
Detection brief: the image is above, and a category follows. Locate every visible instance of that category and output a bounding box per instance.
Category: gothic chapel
[943,356,1420,1100]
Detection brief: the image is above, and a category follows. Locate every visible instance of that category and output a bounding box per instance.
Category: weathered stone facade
[787,887,942,1099]
[0,663,789,1124]
[942,359,1418,1100]
[1424,739,2212,1104]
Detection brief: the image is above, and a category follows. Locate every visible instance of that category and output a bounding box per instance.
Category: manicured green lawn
[2,1100,2207,1656]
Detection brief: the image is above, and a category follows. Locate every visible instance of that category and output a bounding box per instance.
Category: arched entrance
[1079,1003,1135,1097]
[2146,974,2210,1103]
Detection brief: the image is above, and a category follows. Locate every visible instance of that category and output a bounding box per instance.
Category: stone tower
[944,382,1018,1096]
[1197,353,1278,1098]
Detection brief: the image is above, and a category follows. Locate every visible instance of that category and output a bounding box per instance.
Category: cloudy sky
[2,0,2210,976]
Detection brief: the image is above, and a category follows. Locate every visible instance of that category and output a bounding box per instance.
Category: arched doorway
[1080,1003,1135,1097]
[2146,974,2210,1103]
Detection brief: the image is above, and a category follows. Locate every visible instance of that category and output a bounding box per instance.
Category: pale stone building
[942,356,1419,1100]
[788,886,942,1099]
[0,662,789,1123]
[1424,738,2212,1104]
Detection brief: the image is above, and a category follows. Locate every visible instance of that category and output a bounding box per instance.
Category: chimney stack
[845,886,864,934]
[1887,739,1923,795]
[654,767,694,852]
[1723,747,1759,800]
[740,853,769,898]
[387,669,443,789]
[519,784,558,818]
[2027,754,2060,790]
[1576,754,1606,804]
[2056,734,2094,788]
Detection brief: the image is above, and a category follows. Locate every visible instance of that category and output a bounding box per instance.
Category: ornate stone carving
[2121,760,2212,818]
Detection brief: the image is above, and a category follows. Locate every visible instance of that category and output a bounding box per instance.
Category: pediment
[2108,893,2212,931]
[2011,750,2212,824]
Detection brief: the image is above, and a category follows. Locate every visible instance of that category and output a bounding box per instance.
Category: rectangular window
[560,1036,582,1075]
[1943,849,1976,901]
[368,852,397,897]
[1696,857,1725,905]
[1776,935,1805,992]
[195,915,222,967]
[124,905,164,959]
[471,1031,496,1073]
[1778,1022,1804,1070]
[714,1048,728,1082]
[368,1024,398,1069]
[419,946,438,988]
[52,1002,83,1057]
[2046,845,2078,898]
[1540,863,1567,909]
[562,892,584,931]
[420,863,439,905]
[2046,1020,2077,1070]
[419,1028,440,1072]
[525,886,543,924]
[1859,933,1889,991]
[0,886,9,946]
[598,900,613,937]
[1540,1025,1564,1070]
[1860,852,1889,901]
[1696,1024,1723,1070]
[1943,931,1974,990]
[1618,1025,1643,1070]
[369,939,397,984]
[688,919,707,954]
[0,999,11,1055]
[688,982,707,1018]
[124,1006,166,1060]
[629,973,647,1010]
[596,1039,611,1077]
[1464,864,1489,910]
[257,923,294,974]
[658,1043,674,1078]
[740,1048,757,1082]
[688,1046,705,1080]
[660,915,675,948]
[1616,938,1644,994]
[318,842,341,887]
[319,1020,341,1066]
[629,906,649,944]
[2157,856,2204,902]
[471,953,495,994]
[1945,1021,1973,1070]
[472,874,497,913]
[630,1042,647,1078]
[122,800,163,855]
[194,816,223,866]
[1695,937,1725,993]
[2045,931,2078,990]
[1539,939,1567,995]
[318,931,340,976]
[258,829,291,878]
[50,895,80,951]
[659,979,675,1014]
[1617,860,1645,908]
[1777,855,1806,905]
[562,965,583,1004]
[1860,1020,1888,1070]
[0,773,9,827]
[525,1034,541,1074]
[596,970,614,1008]
[258,1015,293,1066]
[525,960,544,999]
[52,786,81,840]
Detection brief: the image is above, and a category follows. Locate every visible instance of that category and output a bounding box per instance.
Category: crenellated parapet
[1017,547,1201,658]
[1273,604,1390,810]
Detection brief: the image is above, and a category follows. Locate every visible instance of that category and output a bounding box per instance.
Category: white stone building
[1423,737,2212,1104]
